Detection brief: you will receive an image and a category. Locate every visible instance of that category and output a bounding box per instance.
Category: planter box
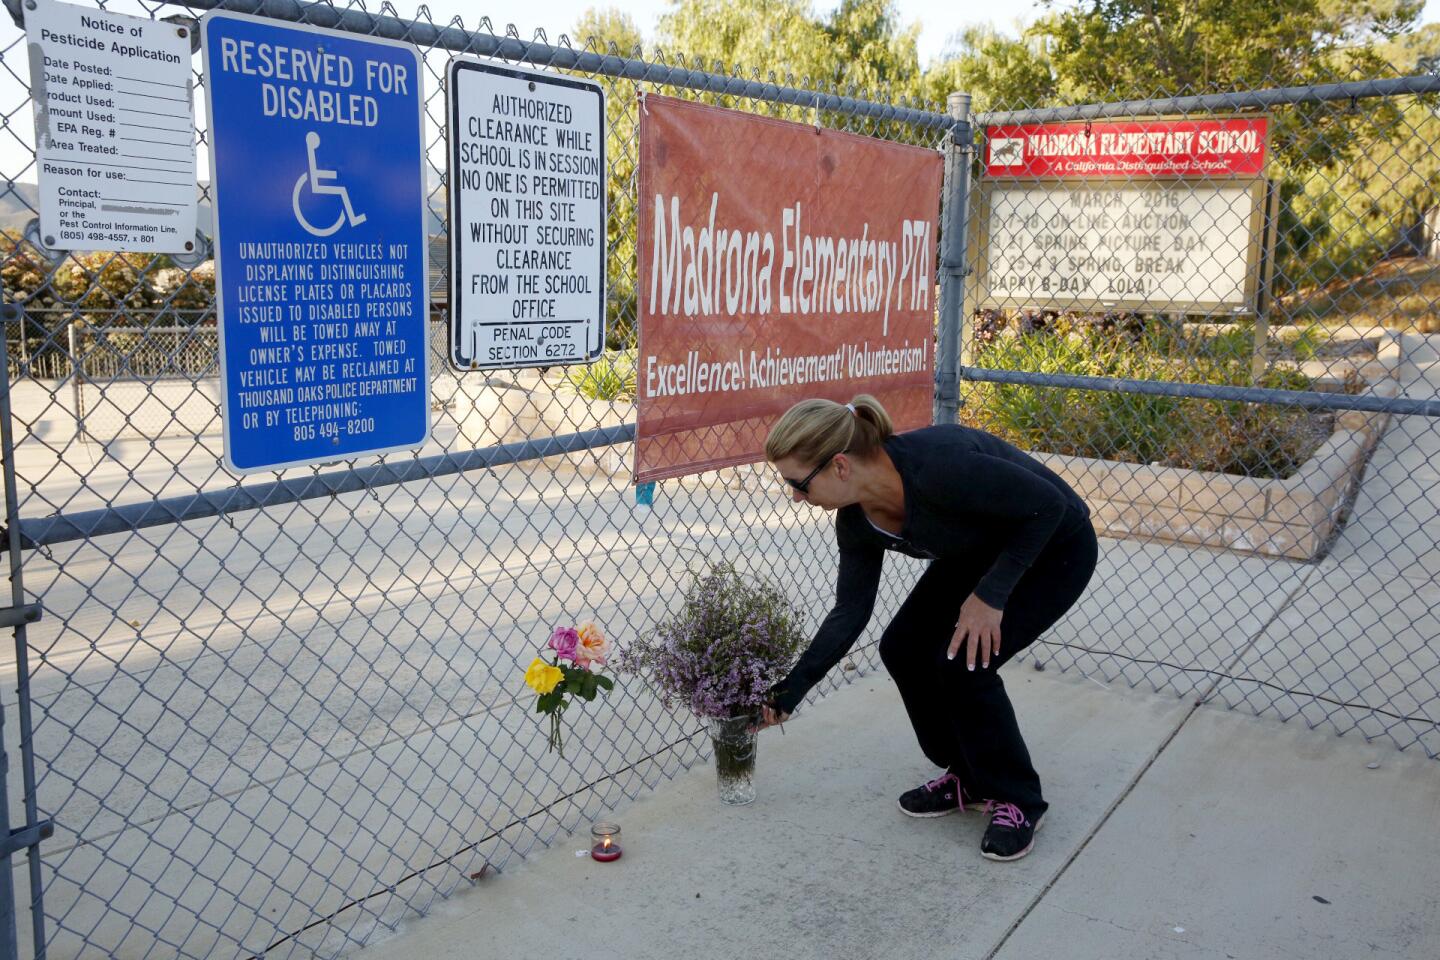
[1034,331,1400,561]
[524,386,634,478]
[431,368,557,449]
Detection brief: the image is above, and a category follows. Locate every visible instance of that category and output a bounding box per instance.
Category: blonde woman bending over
[759,395,1097,861]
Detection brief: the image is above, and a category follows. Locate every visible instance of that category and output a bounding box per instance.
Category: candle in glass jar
[590,822,622,862]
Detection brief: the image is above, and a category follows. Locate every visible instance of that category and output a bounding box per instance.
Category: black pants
[878,524,1098,819]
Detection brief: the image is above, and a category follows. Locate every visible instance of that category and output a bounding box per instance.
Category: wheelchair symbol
[292,132,367,238]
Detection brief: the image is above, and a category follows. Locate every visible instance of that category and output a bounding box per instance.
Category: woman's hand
[751,703,791,732]
[949,593,1004,670]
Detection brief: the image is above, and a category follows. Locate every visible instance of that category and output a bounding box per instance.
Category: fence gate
[0,1,957,956]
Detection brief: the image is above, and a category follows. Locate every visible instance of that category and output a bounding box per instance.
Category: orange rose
[575,621,609,668]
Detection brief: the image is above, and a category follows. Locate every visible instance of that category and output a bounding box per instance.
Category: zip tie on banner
[639,89,649,116]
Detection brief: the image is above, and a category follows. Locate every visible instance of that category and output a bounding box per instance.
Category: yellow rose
[524,658,563,695]
[576,621,609,667]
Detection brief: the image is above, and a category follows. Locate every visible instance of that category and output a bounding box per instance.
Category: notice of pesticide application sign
[26,0,197,253]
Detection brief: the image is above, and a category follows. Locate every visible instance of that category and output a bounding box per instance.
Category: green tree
[928,0,1423,134]
[921,25,1054,112]
[2,234,52,306]
[926,0,1436,293]
[43,253,155,319]
[1032,0,1420,100]
[1280,22,1440,291]
[1023,0,1423,174]
[822,0,923,94]
[656,0,927,108]
[657,0,839,91]
[570,8,647,348]
[1376,21,1440,73]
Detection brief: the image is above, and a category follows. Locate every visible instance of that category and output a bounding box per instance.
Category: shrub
[565,349,637,400]
[963,316,1331,479]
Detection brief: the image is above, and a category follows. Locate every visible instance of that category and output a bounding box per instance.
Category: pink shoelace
[924,772,968,811]
[989,801,1028,829]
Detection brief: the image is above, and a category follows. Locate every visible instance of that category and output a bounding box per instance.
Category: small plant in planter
[620,561,807,804]
[565,350,637,401]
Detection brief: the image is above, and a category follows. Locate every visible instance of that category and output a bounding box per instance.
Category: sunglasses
[783,454,836,494]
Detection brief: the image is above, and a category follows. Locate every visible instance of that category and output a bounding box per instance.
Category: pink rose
[548,625,580,662]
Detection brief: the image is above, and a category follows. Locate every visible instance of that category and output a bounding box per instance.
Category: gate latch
[0,820,53,859]
[0,604,41,629]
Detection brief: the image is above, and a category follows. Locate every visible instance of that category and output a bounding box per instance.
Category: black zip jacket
[769,425,1091,715]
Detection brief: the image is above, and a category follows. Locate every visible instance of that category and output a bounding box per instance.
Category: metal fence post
[66,317,85,444]
[0,666,15,960]
[935,91,972,425]
[0,317,51,960]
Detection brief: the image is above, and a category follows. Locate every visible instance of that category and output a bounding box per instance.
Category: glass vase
[708,713,758,805]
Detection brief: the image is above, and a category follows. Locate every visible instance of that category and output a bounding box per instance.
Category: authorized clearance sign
[447,58,606,370]
[985,117,1268,179]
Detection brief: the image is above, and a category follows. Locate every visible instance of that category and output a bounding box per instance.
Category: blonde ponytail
[764,394,894,466]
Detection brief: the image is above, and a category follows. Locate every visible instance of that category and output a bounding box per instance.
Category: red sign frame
[984,117,1269,179]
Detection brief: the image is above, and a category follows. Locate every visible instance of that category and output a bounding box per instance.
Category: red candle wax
[591,839,622,862]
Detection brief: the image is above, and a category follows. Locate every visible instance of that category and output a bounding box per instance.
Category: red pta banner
[636,95,943,482]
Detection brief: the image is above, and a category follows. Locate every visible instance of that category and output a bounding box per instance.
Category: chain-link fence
[0,2,952,957]
[958,73,1440,767]
[1,1,1439,958]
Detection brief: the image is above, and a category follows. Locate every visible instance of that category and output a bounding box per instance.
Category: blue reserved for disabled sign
[202,11,430,473]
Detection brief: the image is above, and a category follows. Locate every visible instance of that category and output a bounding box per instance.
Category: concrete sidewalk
[351,667,1440,960]
[1211,331,1440,753]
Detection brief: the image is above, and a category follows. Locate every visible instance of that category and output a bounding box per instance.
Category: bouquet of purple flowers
[621,561,806,719]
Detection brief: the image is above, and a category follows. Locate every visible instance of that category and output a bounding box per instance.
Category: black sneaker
[897,772,987,818]
[980,801,1045,861]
